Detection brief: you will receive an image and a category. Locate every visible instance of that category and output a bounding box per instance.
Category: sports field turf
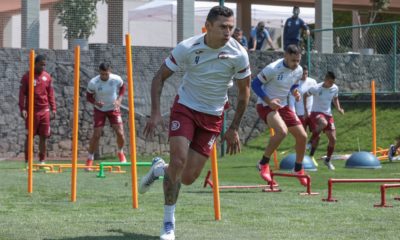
[1,103,400,240]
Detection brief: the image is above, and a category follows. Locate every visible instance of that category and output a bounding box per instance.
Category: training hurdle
[322,178,400,202]
[203,170,271,190]
[374,184,400,208]
[263,171,319,195]
[96,162,152,178]
[32,164,119,173]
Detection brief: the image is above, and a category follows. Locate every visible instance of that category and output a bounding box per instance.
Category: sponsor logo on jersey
[195,50,203,54]
[42,76,47,81]
[218,52,230,59]
[170,120,180,131]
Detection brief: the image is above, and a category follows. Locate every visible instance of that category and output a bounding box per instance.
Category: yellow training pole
[270,128,279,170]
[71,46,80,202]
[27,50,35,193]
[371,80,376,155]
[125,34,138,209]
[210,143,221,220]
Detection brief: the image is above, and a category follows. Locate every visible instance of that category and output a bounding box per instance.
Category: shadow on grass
[44,229,158,240]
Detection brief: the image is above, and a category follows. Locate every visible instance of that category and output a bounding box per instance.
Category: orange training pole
[125,34,138,209]
[27,50,35,193]
[210,143,221,220]
[270,128,279,170]
[71,46,80,202]
[371,80,376,155]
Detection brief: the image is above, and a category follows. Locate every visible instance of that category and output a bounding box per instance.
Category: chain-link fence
[307,21,400,94]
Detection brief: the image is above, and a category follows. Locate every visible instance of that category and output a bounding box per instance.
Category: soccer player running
[304,71,344,170]
[140,6,251,240]
[288,65,317,160]
[19,55,56,167]
[85,63,127,170]
[251,44,308,186]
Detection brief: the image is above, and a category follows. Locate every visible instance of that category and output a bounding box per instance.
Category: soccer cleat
[388,144,395,162]
[294,169,308,186]
[118,152,127,163]
[85,159,94,172]
[139,157,166,194]
[160,222,175,240]
[324,160,335,170]
[257,162,278,186]
[257,162,272,183]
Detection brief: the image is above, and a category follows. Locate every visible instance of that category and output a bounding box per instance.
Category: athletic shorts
[25,110,51,137]
[309,112,335,132]
[94,108,123,128]
[298,115,312,132]
[169,97,224,157]
[256,104,301,128]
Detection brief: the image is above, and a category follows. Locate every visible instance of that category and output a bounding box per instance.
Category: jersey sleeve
[264,29,271,39]
[307,86,318,95]
[165,42,187,72]
[87,79,95,94]
[301,19,309,30]
[257,65,274,84]
[47,76,56,112]
[18,74,28,112]
[233,50,251,80]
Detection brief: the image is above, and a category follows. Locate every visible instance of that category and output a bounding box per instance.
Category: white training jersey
[307,82,339,116]
[165,33,251,116]
[256,58,303,107]
[87,73,124,112]
[288,77,317,115]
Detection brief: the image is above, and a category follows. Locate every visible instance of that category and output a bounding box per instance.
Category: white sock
[88,153,94,160]
[154,164,167,177]
[163,204,176,223]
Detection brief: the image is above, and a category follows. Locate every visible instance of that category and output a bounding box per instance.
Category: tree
[55,0,107,48]
[368,0,391,24]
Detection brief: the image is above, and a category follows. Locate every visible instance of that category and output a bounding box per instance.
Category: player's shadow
[44,229,158,240]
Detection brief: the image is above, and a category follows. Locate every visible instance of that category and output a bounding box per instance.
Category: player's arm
[251,72,281,110]
[290,83,300,101]
[18,75,28,119]
[333,96,344,115]
[303,92,310,117]
[143,63,174,138]
[114,81,126,109]
[223,75,251,155]
[86,81,104,108]
[47,77,57,119]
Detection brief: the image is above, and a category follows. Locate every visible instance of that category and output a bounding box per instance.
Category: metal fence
[307,21,400,94]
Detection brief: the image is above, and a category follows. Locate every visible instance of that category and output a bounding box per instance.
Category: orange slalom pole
[270,128,279,170]
[71,46,80,202]
[210,143,221,220]
[371,80,376,155]
[27,50,35,193]
[125,34,138,209]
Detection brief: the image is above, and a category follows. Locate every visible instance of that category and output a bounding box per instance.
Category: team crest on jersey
[42,76,47,81]
[218,52,230,59]
[195,50,203,54]
[170,120,180,131]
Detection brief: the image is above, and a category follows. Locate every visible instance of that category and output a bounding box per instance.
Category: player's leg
[324,129,336,170]
[309,113,328,158]
[110,110,126,162]
[86,109,106,170]
[257,106,287,183]
[37,111,51,164]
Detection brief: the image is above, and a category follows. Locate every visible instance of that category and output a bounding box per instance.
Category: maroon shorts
[309,112,335,132]
[298,115,312,132]
[25,110,51,137]
[256,104,301,127]
[94,108,123,128]
[169,99,223,157]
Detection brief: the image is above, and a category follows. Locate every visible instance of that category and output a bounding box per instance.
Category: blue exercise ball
[279,154,317,171]
[345,151,381,169]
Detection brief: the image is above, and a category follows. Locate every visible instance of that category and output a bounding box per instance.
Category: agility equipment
[345,151,381,169]
[203,170,271,190]
[374,184,400,208]
[96,161,152,178]
[322,178,400,202]
[279,154,317,171]
[263,170,319,195]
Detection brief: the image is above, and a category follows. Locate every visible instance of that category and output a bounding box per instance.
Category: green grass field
[1,102,400,240]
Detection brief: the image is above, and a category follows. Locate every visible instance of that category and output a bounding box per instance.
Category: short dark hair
[234,27,242,33]
[285,44,301,55]
[302,65,308,71]
[326,71,336,80]
[35,54,46,64]
[206,6,234,23]
[99,62,111,71]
